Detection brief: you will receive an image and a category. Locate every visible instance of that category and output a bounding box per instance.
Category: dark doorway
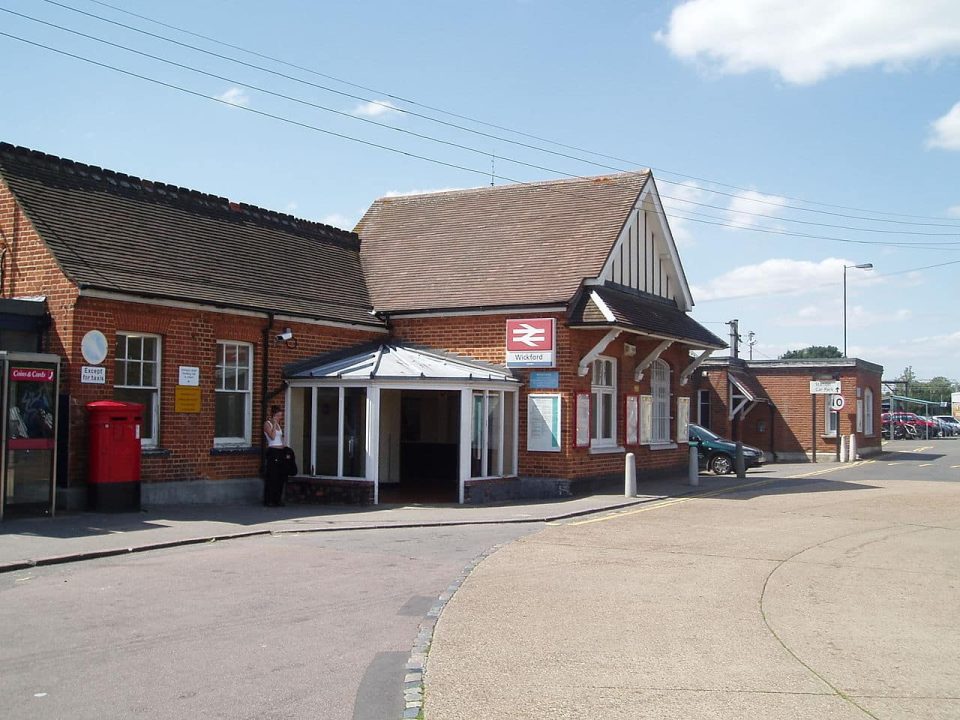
[378,390,459,503]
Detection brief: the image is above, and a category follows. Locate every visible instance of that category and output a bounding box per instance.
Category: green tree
[780,345,843,360]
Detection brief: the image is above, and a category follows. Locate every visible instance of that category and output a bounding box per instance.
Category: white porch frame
[287,378,518,505]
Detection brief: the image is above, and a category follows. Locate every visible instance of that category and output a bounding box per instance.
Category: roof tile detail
[571,283,726,349]
[0,142,380,327]
[355,173,650,312]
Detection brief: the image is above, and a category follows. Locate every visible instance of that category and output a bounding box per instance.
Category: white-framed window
[651,359,671,442]
[825,402,838,437]
[215,341,252,446]
[864,388,874,436]
[472,389,517,478]
[590,357,617,447]
[305,386,368,478]
[115,332,161,447]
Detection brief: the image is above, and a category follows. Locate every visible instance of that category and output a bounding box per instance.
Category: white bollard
[839,435,848,463]
[849,433,858,462]
[689,443,699,486]
[625,452,637,497]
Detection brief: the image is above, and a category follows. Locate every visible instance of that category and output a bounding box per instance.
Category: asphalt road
[0,522,537,720]
[425,438,960,719]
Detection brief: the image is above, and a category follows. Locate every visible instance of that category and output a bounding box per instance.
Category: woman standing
[263,405,287,506]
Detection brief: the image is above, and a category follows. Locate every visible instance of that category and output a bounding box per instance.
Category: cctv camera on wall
[276,328,293,342]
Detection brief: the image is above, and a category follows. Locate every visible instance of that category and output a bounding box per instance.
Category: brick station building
[0,141,725,510]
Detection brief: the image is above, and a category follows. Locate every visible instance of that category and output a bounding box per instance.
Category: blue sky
[1,0,958,384]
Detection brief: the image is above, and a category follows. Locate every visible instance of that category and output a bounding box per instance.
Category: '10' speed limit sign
[830,394,846,411]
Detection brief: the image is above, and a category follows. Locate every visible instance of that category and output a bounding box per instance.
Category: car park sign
[506,318,555,368]
[810,380,841,395]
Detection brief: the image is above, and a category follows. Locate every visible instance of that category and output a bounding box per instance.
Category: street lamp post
[843,262,873,357]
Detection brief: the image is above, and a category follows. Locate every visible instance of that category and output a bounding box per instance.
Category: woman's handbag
[282,447,298,476]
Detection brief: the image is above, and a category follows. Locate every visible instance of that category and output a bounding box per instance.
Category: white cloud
[854,329,960,376]
[692,257,877,302]
[660,180,710,245]
[927,102,960,150]
[724,190,788,229]
[780,304,910,328]
[214,87,250,108]
[656,0,960,85]
[352,100,400,118]
[320,213,357,230]
[947,205,960,217]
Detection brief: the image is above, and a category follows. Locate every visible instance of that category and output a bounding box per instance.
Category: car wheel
[710,453,733,475]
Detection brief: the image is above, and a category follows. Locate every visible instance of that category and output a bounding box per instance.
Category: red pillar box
[86,401,143,512]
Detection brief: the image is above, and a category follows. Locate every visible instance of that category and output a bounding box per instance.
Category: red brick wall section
[0,179,78,359]
[393,314,695,480]
[66,299,381,485]
[3,180,383,487]
[697,365,884,457]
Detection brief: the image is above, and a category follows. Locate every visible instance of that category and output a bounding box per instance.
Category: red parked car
[882,411,937,439]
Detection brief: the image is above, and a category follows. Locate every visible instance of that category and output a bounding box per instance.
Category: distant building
[694,357,884,461]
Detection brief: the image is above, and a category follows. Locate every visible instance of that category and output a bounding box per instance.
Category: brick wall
[696,364,883,458]
[3,178,383,489]
[393,314,694,480]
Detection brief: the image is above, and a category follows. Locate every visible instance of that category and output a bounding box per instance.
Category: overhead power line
[34,0,960,229]
[694,258,960,305]
[5,7,960,249]
[3,24,959,257]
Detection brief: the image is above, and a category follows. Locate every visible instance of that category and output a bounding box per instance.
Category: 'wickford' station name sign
[505,318,556,368]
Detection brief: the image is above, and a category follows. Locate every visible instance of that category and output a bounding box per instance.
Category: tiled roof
[570,283,726,349]
[728,370,771,403]
[0,143,381,328]
[355,172,650,313]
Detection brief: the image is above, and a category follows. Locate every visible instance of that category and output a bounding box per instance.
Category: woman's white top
[266,423,284,448]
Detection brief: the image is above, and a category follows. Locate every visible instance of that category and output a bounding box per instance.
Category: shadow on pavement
[709,476,878,500]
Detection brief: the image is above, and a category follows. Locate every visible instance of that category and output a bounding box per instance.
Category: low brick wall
[285,477,375,505]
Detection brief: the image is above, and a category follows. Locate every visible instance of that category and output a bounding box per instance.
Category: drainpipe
[260,313,273,475]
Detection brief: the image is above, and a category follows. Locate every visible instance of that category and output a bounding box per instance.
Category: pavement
[422,452,960,719]
[0,470,784,573]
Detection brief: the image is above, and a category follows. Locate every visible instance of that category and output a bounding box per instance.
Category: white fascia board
[589,291,617,322]
[286,378,518,391]
[568,323,723,350]
[384,305,566,319]
[641,178,694,311]
[78,289,387,333]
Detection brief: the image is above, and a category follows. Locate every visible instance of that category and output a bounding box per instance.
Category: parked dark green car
[688,423,764,475]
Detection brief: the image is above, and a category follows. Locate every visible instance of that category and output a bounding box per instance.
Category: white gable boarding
[598,177,693,311]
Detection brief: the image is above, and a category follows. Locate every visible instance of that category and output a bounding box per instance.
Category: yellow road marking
[918,463,933,467]
[568,462,876,526]
[952,465,960,469]
[567,477,786,526]
[912,446,933,453]
[783,460,869,479]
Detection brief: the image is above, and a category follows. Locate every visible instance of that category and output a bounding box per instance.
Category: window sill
[649,442,678,451]
[589,445,625,455]
[211,446,259,456]
[141,447,171,458]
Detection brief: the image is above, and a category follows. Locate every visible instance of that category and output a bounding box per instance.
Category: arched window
[651,359,670,442]
[591,357,617,447]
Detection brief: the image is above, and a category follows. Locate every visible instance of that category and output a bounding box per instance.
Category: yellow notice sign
[175,385,202,413]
